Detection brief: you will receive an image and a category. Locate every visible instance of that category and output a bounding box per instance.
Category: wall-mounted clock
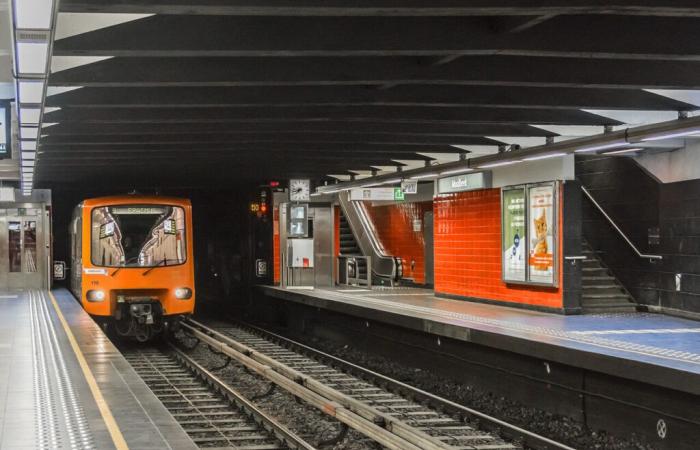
[289,179,311,201]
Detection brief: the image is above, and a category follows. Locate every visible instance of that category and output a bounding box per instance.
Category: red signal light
[269,181,280,187]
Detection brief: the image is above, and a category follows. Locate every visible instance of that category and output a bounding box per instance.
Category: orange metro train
[70,195,195,341]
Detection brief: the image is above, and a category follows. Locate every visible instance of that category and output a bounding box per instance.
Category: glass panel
[24,221,37,273]
[8,221,21,272]
[91,205,187,268]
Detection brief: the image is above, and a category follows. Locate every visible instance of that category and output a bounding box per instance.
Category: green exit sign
[393,188,405,201]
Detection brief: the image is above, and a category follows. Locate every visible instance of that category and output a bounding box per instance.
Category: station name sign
[0,101,10,159]
[437,171,491,194]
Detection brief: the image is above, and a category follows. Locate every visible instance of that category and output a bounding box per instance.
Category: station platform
[0,289,196,450]
[260,285,700,396]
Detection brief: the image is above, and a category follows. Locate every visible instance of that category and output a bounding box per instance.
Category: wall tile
[433,188,563,309]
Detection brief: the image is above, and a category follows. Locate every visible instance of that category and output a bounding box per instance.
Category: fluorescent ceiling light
[410,173,438,180]
[641,129,700,141]
[521,152,567,161]
[19,107,41,124]
[22,152,37,160]
[16,42,49,75]
[21,140,37,150]
[603,148,644,155]
[574,142,628,153]
[18,80,46,104]
[13,0,54,29]
[381,178,402,185]
[478,160,522,169]
[440,167,474,176]
[22,160,36,167]
[20,127,39,139]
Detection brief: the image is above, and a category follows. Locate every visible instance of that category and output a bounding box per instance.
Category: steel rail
[167,344,316,450]
[581,186,662,261]
[181,319,459,450]
[123,345,312,450]
[234,319,577,450]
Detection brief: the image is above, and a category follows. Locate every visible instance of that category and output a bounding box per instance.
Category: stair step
[582,302,635,309]
[583,285,624,291]
[582,267,609,274]
[582,306,637,313]
[582,275,616,281]
[582,292,632,300]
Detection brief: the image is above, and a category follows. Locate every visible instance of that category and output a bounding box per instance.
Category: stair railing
[581,186,662,261]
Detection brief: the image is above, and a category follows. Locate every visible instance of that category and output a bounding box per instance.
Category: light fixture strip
[10,0,59,191]
[315,116,700,196]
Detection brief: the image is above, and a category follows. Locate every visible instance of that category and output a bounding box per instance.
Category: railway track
[179,318,575,450]
[122,345,314,450]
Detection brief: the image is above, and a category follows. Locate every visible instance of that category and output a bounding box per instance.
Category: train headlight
[174,287,192,300]
[86,290,106,302]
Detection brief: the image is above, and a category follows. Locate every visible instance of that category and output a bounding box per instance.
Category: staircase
[581,241,637,313]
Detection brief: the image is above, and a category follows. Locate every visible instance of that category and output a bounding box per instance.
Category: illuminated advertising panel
[527,183,557,284]
[501,187,526,282]
[501,181,558,287]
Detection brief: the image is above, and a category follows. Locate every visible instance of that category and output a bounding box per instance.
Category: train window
[90,205,187,268]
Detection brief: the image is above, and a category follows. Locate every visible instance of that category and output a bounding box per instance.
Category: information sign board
[437,172,490,194]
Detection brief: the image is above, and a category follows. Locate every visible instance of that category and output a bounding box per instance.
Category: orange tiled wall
[273,206,280,284]
[433,188,563,309]
[365,201,433,284]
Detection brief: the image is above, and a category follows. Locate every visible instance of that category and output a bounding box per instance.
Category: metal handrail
[581,186,662,260]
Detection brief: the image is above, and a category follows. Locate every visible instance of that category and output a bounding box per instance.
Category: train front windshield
[91,205,187,268]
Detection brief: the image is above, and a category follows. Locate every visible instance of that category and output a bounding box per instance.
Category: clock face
[289,179,311,201]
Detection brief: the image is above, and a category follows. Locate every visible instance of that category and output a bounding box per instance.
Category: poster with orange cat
[528,183,556,284]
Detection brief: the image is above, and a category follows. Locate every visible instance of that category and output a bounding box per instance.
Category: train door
[0,207,46,289]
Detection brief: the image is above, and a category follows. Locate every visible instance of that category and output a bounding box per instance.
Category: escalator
[338,191,402,284]
[339,210,368,281]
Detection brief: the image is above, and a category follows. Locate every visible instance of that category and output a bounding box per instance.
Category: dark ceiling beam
[36,142,465,154]
[42,105,618,126]
[57,0,700,17]
[48,56,700,90]
[40,122,553,137]
[44,85,694,111]
[52,15,700,61]
[489,14,559,33]
[38,132,500,146]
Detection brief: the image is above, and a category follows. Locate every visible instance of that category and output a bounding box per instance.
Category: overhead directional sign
[350,187,405,201]
[401,180,418,194]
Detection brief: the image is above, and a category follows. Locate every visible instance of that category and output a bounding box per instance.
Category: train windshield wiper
[111,256,139,276]
[141,258,180,276]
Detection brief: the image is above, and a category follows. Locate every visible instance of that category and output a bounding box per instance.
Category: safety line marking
[47,291,129,450]
[570,328,700,335]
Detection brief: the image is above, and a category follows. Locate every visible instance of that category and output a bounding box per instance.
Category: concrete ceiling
[33,1,700,189]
